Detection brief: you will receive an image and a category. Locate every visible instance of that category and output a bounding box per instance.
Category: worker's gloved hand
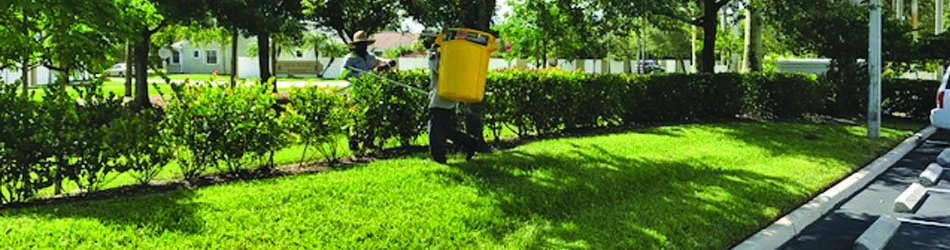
[377,60,397,73]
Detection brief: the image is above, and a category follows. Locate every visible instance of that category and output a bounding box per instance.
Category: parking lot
[782,130,950,250]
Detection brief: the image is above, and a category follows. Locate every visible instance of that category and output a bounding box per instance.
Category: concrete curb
[730,126,937,250]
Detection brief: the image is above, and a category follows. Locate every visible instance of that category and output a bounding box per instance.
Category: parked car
[636,60,665,74]
[104,63,129,77]
[931,67,950,129]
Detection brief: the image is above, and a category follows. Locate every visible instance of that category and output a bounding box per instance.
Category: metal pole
[343,66,428,94]
[938,0,945,33]
[939,0,945,81]
[869,0,883,139]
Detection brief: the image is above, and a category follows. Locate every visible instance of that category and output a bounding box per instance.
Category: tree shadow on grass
[705,122,910,164]
[0,188,205,235]
[446,144,810,249]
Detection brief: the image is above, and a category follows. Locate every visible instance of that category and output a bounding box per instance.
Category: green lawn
[0,121,923,249]
[143,74,331,83]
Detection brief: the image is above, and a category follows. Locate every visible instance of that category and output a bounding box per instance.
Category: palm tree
[300,31,348,77]
[300,31,327,76]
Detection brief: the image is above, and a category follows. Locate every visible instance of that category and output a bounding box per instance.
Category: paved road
[781,130,950,250]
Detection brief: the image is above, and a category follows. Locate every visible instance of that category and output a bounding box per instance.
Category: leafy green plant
[288,87,351,163]
[882,78,939,120]
[746,73,829,119]
[163,80,294,179]
[0,83,53,203]
[102,108,171,185]
[348,71,429,152]
[66,82,128,192]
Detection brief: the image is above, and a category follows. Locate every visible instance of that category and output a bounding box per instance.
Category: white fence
[0,66,67,86]
[234,57,702,79]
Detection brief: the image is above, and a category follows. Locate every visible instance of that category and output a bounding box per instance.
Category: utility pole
[869,0,883,139]
[938,0,945,34]
[913,0,920,37]
[938,0,945,81]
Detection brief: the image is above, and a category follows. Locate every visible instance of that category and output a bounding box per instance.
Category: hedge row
[0,70,934,204]
[0,81,349,203]
[350,70,829,145]
[882,78,939,119]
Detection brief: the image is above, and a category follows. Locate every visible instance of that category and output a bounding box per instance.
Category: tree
[493,0,608,65]
[210,0,304,87]
[764,0,914,115]
[399,0,496,30]
[132,0,210,108]
[299,31,348,76]
[303,0,401,44]
[1,0,155,96]
[742,0,763,72]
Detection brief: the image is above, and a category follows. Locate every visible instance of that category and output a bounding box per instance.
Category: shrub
[744,73,829,118]
[349,71,429,152]
[66,83,128,192]
[0,84,53,203]
[102,108,171,185]
[882,78,939,119]
[163,81,294,179]
[288,87,352,162]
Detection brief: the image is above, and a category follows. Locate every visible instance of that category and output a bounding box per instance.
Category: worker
[424,34,482,164]
[341,30,396,152]
[459,30,499,154]
[341,30,396,81]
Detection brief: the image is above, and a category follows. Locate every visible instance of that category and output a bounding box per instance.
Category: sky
[400,1,512,33]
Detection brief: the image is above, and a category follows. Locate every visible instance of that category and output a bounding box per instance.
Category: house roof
[370,32,419,50]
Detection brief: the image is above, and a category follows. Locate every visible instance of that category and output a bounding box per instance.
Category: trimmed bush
[102,108,171,185]
[0,84,53,203]
[349,71,429,151]
[288,86,352,162]
[883,78,939,119]
[745,73,830,119]
[162,81,295,179]
[66,84,128,192]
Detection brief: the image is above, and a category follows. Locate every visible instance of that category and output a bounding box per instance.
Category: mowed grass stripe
[0,121,921,249]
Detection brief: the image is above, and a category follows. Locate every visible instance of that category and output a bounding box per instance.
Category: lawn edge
[729,125,937,250]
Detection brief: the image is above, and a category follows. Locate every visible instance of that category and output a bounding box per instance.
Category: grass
[0,121,924,249]
[143,74,332,83]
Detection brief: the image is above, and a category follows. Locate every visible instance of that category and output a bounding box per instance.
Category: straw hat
[348,31,376,45]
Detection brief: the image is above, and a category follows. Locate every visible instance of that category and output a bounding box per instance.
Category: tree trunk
[322,58,336,76]
[270,37,278,92]
[691,26,698,73]
[125,42,134,97]
[231,29,238,87]
[700,0,719,73]
[134,27,152,109]
[257,33,271,86]
[21,14,29,98]
[742,1,763,72]
[314,44,320,77]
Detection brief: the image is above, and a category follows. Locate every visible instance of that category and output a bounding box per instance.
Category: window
[171,51,180,64]
[206,50,218,64]
[296,50,303,58]
[193,50,200,58]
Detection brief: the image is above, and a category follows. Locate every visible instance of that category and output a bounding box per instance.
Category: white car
[931,67,950,129]
[104,63,129,77]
